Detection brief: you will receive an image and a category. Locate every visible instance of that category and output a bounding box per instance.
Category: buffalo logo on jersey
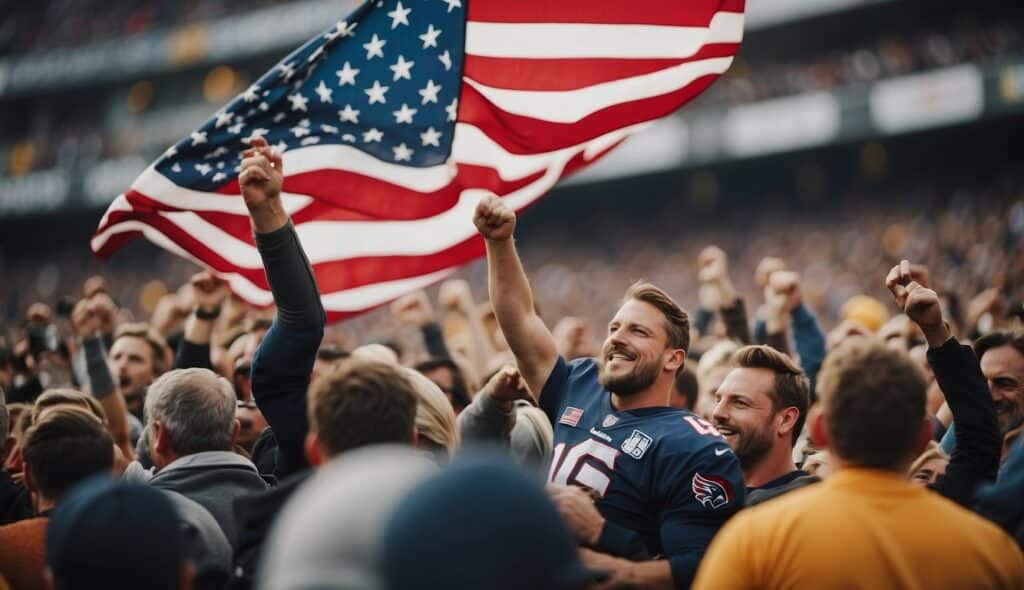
[621,429,653,459]
[692,473,733,509]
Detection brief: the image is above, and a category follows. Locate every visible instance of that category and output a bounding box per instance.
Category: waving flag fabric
[91,0,745,322]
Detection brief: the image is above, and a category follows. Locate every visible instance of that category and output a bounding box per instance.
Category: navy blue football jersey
[540,356,745,588]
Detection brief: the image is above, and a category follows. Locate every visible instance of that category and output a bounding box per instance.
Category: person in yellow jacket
[694,266,1024,590]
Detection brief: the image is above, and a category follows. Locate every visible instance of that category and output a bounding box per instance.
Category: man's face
[598,300,671,396]
[910,456,948,487]
[711,367,778,470]
[109,336,156,414]
[980,345,1024,435]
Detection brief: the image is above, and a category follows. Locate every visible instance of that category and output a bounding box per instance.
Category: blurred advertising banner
[869,64,984,134]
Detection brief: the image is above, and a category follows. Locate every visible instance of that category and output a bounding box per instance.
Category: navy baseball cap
[46,477,184,590]
[381,455,606,590]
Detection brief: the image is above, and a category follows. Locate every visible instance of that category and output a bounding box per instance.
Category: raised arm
[473,195,557,398]
[173,271,228,371]
[243,137,326,478]
[885,260,1001,505]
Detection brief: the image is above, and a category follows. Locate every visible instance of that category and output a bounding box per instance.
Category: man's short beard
[997,403,1024,436]
[732,423,774,471]
[599,356,660,397]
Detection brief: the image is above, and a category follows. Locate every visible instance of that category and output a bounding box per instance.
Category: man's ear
[663,349,686,373]
[304,432,325,468]
[808,405,830,450]
[777,406,801,439]
[230,419,241,447]
[153,421,173,456]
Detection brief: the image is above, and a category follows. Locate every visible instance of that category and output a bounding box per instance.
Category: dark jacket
[0,470,31,526]
[148,451,270,548]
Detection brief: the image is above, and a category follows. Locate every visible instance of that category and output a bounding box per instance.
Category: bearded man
[474,195,744,590]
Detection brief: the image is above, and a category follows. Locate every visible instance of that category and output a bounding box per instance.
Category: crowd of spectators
[0,138,1021,588]
[707,17,1023,105]
[0,0,288,56]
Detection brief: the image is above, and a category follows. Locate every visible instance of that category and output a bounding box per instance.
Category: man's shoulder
[0,517,48,540]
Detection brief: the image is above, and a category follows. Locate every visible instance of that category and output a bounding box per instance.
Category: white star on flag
[214,111,234,128]
[278,62,297,81]
[420,127,442,147]
[326,20,357,40]
[241,85,260,102]
[363,128,384,143]
[288,93,309,112]
[212,172,227,182]
[336,62,359,86]
[393,104,418,124]
[291,125,310,138]
[445,98,458,122]
[418,80,441,104]
[363,34,386,59]
[228,122,245,135]
[387,2,411,29]
[243,128,270,143]
[321,124,339,134]
[390,55,414,81]
[338,104,361,123]
[195,163,212,175]
[419,25,441,49]
[190,131,207,146]
[438,50,452,71]
[315,81,334,103]
[365,81,389,104]
[442,0,461,13]
[392,142,413,161]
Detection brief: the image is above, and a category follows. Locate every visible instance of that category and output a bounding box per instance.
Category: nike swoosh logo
[715,448,731,457]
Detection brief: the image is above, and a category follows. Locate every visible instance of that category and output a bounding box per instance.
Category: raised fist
[473,195,516,242]
[438,279,475,313]
[767,270,802,313]
[697,246,728,285]
[239,137,284,209]
[482,365,529,402]
[190,271,229,314]
[26,303,53,326]
[885,260,943,332]
[755,257,786,288]
[390,290,436,327]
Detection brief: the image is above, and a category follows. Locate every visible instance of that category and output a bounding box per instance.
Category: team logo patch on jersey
[602,414,619,428]
[559,407,584,427]
[621,429,653,459]
[692,473,733,509]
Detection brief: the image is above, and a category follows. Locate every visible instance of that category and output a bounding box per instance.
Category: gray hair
[145,368,236,456]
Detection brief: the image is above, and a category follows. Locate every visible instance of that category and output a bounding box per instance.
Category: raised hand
[482,365,529,403]
[697,245,737,308]
[239,137,283,208]
[437,279,475,314]
[189,271,229,315]
[755,256,786,288]
[767,270,803,313]
[885,260,949,347]
[239,137,287,232]
[473,195,516,242]
[390,290,436,327]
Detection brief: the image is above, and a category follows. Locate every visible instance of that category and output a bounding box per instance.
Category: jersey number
[685,415,721,436]
[548,439,620,497]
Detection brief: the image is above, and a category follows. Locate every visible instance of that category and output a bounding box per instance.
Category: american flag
[91,0,745,322]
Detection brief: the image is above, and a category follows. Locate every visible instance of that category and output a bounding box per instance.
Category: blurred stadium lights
[746,0,892,29]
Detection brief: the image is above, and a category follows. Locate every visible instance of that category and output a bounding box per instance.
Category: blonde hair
[908,441,949,478]
[515,405,553,455]
[404,368,460,456]
[697,340,740,384]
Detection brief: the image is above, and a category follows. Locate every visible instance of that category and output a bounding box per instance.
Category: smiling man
[712,345,812,500]
[974,331,1024,461]
[474,195,744,590]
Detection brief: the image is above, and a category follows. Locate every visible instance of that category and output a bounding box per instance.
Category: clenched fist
[473,195,516,242]
[390,290,436,327]
[240,137,283,209]
[190,271,229,314]
[885,260,949,348]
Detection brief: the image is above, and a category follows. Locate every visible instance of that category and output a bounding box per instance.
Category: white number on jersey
[548,439,620,497]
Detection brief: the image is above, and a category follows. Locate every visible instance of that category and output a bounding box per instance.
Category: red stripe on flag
[468,0,745,26]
